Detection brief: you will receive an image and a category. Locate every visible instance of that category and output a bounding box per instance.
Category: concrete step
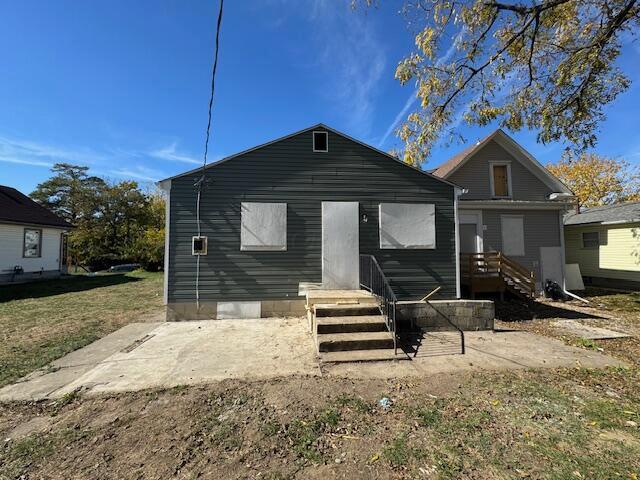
[320,348,404,363]
[317,331,395,352]
[314,304,381,317]
[316,315,387,334]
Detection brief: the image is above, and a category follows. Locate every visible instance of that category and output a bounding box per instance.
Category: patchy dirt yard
[495,288,640,367]
[1,368,639,479]
[1,283,638,479]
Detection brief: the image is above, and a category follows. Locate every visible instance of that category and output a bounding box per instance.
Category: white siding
[0,224,63,273]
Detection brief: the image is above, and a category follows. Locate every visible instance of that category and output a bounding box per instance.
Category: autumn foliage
[547,153,640,209]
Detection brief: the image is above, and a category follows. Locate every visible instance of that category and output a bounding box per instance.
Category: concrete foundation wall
[397,299,494,331]
[166,299,306,321]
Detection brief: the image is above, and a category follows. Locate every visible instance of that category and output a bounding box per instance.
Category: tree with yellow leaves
[355,0,639,166]
[547,153,640,209]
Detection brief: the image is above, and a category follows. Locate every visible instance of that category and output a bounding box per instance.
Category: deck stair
[461,252,536,299]
[306,290,401,363]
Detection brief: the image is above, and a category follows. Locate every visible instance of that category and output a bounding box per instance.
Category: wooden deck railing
[461,252,536,298]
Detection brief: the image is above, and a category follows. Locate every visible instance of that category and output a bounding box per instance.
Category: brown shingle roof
[0,185,73,228]
[432,129,500,178]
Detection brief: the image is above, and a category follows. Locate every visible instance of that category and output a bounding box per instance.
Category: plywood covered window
[23,228,42,258]
[379,203,436,249]
[241,202,287,251]
[500,215,525,256]
[491,163,511,197]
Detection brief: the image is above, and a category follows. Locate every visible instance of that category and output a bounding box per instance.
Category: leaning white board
[565,263,585,291]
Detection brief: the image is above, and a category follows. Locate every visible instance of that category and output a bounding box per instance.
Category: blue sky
[1,0,639,194]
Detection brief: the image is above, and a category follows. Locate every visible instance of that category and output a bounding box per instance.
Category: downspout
[158,179,171,305]
[454,187,468,299]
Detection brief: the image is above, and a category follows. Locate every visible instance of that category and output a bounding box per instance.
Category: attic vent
[312,131,328,152]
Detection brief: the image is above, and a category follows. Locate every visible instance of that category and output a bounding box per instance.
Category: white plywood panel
[241,202,287,251]
[565,263,585,291]
[322,202,359,289]
[540,246,564,286]
[379,203,436,249]
[216,301,261,319]
[501,215,525,256]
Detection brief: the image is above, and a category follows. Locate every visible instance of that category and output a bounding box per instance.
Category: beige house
[564,202,640,289]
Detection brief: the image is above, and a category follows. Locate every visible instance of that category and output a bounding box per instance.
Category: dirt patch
[495,291,640,368]
[1,369,639,479]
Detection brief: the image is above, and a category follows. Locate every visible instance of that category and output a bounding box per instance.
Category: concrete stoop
[306,290,402,364]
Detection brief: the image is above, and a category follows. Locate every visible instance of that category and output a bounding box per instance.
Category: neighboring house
[431,129,574,296]
[0,185,73,283]
[159,124,461,321]
[564,202,640,289]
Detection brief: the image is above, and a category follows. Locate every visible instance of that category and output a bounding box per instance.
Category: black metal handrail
[359,254,397,354]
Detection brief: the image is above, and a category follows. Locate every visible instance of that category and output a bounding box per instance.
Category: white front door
[321,202,359,289]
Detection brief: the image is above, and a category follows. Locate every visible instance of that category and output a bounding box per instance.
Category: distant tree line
[31,163,165,271]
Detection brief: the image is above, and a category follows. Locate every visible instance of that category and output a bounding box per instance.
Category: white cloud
[303,2,387,135]
[379,91,417,148]
[149,142,201,165]
[0,135,106,166]
[378,30,464,148]
[109,165,165,183]
[0,155,53,168]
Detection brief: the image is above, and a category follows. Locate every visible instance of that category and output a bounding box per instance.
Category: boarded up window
[501,215,525,256]
[23,228,42,258]
[379,203,436,249]
[492,165,509,197]
[241,202,287,251]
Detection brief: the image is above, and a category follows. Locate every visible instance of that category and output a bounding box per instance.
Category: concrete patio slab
[552,319,632,339]
[322,330,627,378]
[0,319,627,401]
[0,318,320,401]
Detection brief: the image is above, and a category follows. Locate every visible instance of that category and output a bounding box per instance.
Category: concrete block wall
[396,299,494,331]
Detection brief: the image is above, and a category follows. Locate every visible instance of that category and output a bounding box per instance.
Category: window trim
[489,161,512,198]
[581,231,600,249]
[23,228,43,258]
[312,131,328,153]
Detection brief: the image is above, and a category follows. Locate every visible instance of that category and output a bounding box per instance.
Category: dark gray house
[158,124,462,320]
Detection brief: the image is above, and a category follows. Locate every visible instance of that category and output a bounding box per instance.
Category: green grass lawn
[0,271,163,387]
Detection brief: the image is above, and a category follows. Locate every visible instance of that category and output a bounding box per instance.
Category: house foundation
[166,299,307,321]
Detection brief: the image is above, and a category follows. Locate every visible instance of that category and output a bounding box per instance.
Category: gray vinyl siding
[167,128,457,303]
[448,140,554,201]
[479,209,562,282]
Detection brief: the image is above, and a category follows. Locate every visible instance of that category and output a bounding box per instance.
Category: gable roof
[565,201,640,226]
[0,185,73,229]
[431,129,572,194]
[158,124,460,189]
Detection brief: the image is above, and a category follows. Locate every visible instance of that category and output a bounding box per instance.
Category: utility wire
[195,0,224,311]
